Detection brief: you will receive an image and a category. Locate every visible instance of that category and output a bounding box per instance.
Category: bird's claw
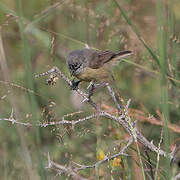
[70,79,81,90]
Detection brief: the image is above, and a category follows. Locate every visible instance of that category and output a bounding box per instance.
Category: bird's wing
[88,50,133,69]
[88,51,115,69]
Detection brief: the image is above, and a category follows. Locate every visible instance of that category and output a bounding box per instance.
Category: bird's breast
[74,66,110,82]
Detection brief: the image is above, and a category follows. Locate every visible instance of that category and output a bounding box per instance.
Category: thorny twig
[35,67,97,109]
[34,66,175,159]
[0,114,97,127]
[46,153,89,180]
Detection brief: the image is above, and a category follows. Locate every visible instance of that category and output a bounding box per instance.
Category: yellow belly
[74,66,111,83]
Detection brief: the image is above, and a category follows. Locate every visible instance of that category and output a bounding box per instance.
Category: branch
[35,66,174,161]
[0,117,33,126]
[46,153,89,180]
[35,66,97,109]
[0,113,97,127]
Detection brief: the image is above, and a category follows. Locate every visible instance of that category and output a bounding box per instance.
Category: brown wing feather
[89,50,133,69]
[88,51,115,69]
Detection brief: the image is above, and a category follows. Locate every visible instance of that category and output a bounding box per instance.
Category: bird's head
[66,50,86,76]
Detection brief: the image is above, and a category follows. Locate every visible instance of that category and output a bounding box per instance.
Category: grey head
[66,48,97,76]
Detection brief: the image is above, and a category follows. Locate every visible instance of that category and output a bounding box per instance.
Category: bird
[66,48,133,90]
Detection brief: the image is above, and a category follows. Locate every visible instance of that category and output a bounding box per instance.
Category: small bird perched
[66,48,133,89]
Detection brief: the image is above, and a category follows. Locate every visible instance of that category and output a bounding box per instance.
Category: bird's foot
[70,79,81,90]
[87,82,106,101]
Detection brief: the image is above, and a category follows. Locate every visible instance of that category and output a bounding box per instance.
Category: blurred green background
[0,0,180,179]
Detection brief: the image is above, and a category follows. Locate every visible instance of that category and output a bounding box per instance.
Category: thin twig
[0,114,97,127]
[106,83,121,112]
[46,153,89,180]
[0,118,32,126]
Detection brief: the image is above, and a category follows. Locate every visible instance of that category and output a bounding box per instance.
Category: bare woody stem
[35,66,174,161]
